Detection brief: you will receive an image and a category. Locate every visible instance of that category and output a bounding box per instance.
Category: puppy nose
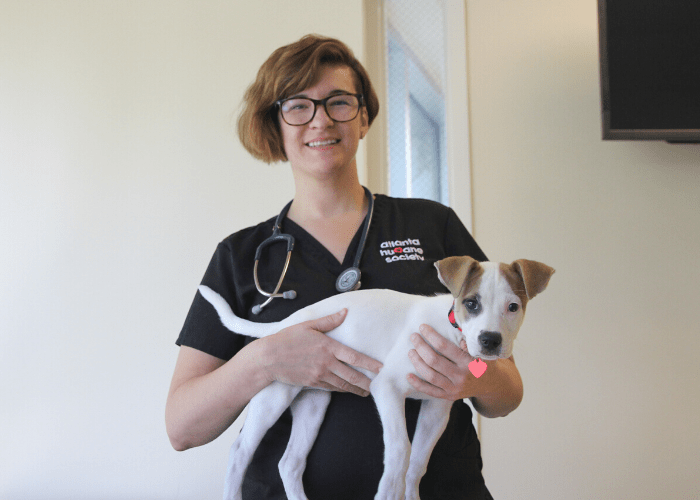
[478,331,502,352]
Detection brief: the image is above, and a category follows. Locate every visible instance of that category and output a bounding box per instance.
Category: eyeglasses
[276,93,364,126]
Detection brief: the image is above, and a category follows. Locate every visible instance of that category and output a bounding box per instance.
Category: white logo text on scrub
[379,239,424,263]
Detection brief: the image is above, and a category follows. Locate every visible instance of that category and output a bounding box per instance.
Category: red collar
[448,302,462,332]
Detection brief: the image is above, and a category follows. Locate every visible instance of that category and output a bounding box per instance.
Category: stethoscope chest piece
[336,267,361,293]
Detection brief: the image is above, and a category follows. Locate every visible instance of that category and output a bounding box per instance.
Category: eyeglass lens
[280,95,360,125]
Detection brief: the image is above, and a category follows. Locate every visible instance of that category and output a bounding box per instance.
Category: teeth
[307,139,340,147]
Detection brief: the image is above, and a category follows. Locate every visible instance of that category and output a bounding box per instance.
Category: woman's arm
[406,324,523,418]
[166,309,383,451]
[467,355,523,418]
[166,342,266,451]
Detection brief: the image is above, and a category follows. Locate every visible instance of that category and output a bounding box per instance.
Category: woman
[166,34,522,499]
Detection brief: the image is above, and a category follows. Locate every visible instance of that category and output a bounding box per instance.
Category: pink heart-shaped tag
[468,359,487,378]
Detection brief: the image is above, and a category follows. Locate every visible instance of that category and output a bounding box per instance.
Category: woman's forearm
[165,342,271,451]
[470,356,523,418]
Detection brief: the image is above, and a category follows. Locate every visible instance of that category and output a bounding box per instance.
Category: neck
[288,170,366,221]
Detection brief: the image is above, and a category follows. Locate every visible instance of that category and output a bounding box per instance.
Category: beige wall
[466,1,700,499]
[2,1,699,499]
[0,1,364,498]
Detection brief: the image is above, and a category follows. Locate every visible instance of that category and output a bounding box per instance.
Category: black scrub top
[177,194,492,500]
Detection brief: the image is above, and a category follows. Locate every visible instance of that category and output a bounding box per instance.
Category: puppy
[199,256,554,500]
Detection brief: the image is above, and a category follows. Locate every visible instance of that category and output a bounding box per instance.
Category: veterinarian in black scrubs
[166,35,523,500]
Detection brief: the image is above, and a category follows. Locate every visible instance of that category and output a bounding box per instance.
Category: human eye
[283,99,310,112]
[328,95,354,107]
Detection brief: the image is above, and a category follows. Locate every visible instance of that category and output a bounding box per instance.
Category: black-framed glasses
[276,93,364,126]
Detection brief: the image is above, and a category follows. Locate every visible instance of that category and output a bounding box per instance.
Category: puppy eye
[508,303,520,312]
[465,299,479,311]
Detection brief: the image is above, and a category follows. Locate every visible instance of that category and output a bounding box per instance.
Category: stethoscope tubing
[252,187,373,314]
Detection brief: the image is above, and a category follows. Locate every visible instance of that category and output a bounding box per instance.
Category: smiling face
[278,64,369,181]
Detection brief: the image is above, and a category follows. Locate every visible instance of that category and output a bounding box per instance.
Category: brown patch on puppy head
[500,260,556,309]
[499,263,530,310]
[435,256,484,298]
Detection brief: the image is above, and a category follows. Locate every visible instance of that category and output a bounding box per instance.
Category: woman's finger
[332,342,383,375]
[306,308,348,333]
[408,348,451,390]
[324,371,370,397]
[410,332,452,375]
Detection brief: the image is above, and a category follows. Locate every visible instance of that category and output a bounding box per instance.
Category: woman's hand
[407,324,476,401]
[258,309,383,397]
[407,324,523,417]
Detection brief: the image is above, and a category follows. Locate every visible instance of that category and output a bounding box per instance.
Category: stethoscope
[252,186,374,315]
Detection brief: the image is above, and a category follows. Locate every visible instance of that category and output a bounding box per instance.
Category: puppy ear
[510,259,555,300]
[435,256,483,298]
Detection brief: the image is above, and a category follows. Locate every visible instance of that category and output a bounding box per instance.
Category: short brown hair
[237,34,380,163]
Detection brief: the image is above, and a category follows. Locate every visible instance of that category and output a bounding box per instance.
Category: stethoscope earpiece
[252,187,373,314]
[251,289,297,315]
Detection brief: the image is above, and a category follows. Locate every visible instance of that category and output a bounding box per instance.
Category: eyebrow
[287,89,354,100]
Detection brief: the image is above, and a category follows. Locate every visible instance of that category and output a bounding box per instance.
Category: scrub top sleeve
[176,242,247,361]
[443,208,489,262]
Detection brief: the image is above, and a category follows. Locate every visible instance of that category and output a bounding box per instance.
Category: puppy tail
[198,285,277,338]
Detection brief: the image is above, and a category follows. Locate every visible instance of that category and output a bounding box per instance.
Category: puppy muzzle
[477,331,502,356]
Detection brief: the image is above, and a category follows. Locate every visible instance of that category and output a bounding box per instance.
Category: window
[365,0,473,229]
[386,0,449,204]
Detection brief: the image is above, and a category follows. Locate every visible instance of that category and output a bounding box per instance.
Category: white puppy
[199,256,554,500]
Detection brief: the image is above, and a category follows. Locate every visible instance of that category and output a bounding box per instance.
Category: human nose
[309,101,334,127]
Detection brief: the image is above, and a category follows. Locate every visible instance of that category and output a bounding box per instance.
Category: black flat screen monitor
[598,0,700,142]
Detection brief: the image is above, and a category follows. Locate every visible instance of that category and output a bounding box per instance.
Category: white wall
[0,1,364,498]
[466,1,700,499]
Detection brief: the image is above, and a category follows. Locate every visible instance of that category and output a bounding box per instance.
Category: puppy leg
[224,383,302,500]
[372,377,411,500]
[278,389,331,500]
[404,398,452,500]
